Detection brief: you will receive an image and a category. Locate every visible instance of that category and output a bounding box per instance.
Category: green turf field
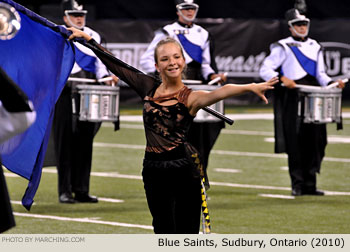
[3,106,350,234]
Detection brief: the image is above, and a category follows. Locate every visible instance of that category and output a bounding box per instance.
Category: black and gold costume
[86,39,209,233]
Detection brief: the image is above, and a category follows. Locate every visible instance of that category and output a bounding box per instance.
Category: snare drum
[75,85,120,122]
[298,87,342,124]
[187,85,224,122]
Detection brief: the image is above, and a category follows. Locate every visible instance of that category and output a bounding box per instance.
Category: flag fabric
[0,0,75,210]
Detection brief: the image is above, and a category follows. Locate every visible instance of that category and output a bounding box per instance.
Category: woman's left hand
[252,77,278,104]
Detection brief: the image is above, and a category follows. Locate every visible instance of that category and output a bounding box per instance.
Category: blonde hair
[154,37,187,79]
[154,37,185,64]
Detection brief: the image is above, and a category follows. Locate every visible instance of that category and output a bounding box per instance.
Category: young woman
[67,27,278,233]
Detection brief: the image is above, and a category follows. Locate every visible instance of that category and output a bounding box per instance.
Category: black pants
[142,158,202,234]
[280,88,327,192]
[287,123,327,192]
[0,158,15,233]
[53,85,98,196]
[187,121,223,171]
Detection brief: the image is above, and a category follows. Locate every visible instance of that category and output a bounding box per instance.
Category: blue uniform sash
[74,45,97,74]
[289,45,317,77]
[177,34,203,64]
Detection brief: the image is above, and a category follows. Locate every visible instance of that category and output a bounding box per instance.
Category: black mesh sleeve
[86,39,160,99]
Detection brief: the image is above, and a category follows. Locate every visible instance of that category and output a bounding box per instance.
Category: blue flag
[0,0,75,210]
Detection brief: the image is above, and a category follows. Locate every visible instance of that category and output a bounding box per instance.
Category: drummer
[52,0,118,204]
[259,8,345,196]
[140,0,227,177]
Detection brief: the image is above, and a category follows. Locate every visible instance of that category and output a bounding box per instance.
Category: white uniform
[0,101,36,144]
[140,21,215,80]
[260,36,332,86]
[69,26,109,79]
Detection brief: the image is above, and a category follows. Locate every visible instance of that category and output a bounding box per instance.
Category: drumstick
[325,78,348,89]
[293,84,324,90]
[68,77,97,83]
[183,79,203,84]
[282,78,348,90]
[208,72,228,85]
[98,76,114,83]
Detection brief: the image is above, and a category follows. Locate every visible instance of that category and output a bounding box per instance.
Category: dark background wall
[14,0,350,20]
[12,0,350,102]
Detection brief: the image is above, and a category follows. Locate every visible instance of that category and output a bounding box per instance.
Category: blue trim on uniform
[74,45,97,74]
[177,34,203,64]
[289,46,317,77]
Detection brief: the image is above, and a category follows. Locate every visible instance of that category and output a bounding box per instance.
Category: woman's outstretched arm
[188,77,278,116]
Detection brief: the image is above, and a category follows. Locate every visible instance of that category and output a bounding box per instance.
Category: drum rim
[186,84,220,90]
[298,88,342,94]
[76,84,120,91]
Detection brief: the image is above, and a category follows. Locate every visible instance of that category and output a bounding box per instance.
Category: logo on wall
[214,42,350,80]
[106,43,148,70]
[321,42,350,79]
[215,52,267,78]
[106,41,350,81]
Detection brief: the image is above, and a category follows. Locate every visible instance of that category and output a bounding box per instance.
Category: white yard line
[93,142,350,163]
[118,113,350,123]
[327,136,350,144]
[38,169,350,196]
[211,149,350,163]
[3,172,20,177]
[214,168,241,173]
[265,136,350,144]
[12,198,123,204]
[13,212,153,230]
[210,181,350,196]
[98,197,124,203]
[259,194,295,199]
[227,113,274,120]
[94,142,144,150]
[11,200,36,206]
[102,123,144,129]
[120,115,143,122]
[91,171,142,180]
[210,181,290,191]
[280,166,289,171]
[210,149,287,159]
[221,129,273,136]
[107,122,350,141]
[42,169,142,180]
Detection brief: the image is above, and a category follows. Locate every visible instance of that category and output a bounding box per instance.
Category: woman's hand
[251,76,278,104]
[67,27,92,41]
